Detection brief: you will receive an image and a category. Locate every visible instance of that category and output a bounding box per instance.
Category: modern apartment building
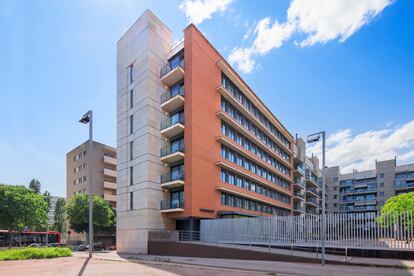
[326,158,414,214]
[116,10,296,253]
[47,196,65,227]
[66,140,117,207]
[292,137,323,215]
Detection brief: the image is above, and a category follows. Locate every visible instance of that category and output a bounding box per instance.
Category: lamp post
[307,131,326,266]
[79,110,93,258]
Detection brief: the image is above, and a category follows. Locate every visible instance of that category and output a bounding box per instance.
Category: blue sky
[0,0,413,197]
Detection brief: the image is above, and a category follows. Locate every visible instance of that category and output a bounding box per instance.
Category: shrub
[0,247,72,261]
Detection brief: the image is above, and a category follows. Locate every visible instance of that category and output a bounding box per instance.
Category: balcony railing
[160,144,184,158]
[294,204,305,212]
[296,164,305,175]
[306,198,318,205]
[160,199,184,210]
[160,116,184,131]
[339,187,377,195]
[294,191,305,198]
[395,181,414,189]
[306,187,318,195]
[161,171,185,183]
[160,85,184,104]
[160,59,184,78]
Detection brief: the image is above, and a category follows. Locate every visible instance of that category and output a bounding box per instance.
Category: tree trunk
[8,229,12,248]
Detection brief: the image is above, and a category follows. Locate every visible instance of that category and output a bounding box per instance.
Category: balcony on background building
[160,199,184,213]
[103,156,116,166]
[306,197,319,208]
[103,168,116,178]
[160,172,184,189]
[293,163,305,177]
[293,204,305,213]
[103,181,117,190]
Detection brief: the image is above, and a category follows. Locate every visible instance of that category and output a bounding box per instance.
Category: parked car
[27,243,41,248]
[76,242,105,251]
[47,243,64,247]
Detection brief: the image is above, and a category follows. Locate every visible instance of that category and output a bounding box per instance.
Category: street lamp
[79,110,93,258]
[307,131,326,266]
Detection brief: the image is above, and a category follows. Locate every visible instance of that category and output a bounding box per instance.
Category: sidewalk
[74,251,414,276]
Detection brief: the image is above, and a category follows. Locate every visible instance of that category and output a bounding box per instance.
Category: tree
[66,194,115,240]
[54,198,66,233]
[29,179,41,194]
[0,184,48,247]
[377,192,414,230]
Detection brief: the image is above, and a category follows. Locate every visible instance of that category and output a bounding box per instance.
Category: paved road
[76,252,414,276]
[0,257,269,276]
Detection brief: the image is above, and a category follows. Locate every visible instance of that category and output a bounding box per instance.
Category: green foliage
[381,192,414,214]
[0,184,48,232]
[29,179,41,194]
[377,192,414,228]
[66,194,115,234]
[0,247,72,261]
[53,198,66,233]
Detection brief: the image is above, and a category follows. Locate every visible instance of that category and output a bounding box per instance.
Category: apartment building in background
[292,137,323,215]
[66,140,117,245]
[66,140,117,206]
[116,10,297,253]
[326,158,414,214]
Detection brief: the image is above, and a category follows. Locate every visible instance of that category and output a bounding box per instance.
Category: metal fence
[199,212,414,250]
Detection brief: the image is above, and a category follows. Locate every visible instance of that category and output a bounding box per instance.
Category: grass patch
[0,247,72,261]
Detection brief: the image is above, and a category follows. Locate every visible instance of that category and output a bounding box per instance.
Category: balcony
[103,168,116,178]
[160,199,184,213]
[103,181,117,190]
[160,59,184,87]
[103,156,116,166]
[306,198,319,208]
[293,179,305,189]
[306,187,319,198]
[293,191,305,201]
[293,204,305,213]
[160,144,184,164]
[395,181,414,190]
[160,86,185,113]
[339,187,377,195]
[160,172,184,189]
[103,193,116,202]
[305,175,319,188]
[293,165,305,177]
[160,118,184,138]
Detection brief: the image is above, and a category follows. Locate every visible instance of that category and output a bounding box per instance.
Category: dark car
[47,243,64,247]
[77,242,105,251]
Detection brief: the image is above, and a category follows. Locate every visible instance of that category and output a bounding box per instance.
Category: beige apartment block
[116,10,175,254]
[66,140,117,207]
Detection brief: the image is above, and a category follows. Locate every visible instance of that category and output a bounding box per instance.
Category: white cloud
[288,0,394,47]
[229,0,394,73]
[228,18,295,73]
[180,0,234,25]
[306,120,414,173]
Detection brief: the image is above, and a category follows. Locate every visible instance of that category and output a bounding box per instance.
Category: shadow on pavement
[78,256,91,276]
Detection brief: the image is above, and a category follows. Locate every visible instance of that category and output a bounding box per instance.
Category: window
[129,64,134,84]
[130,90,134,109]
[333,186,338,191]
[130,166,133,186]
[380,191,384,197]
[380,182,384,187]
[130,141,133,160]
[130,192,134,210]
[333,177,338,182]
[130,115,133,134]
[379,173,384,178]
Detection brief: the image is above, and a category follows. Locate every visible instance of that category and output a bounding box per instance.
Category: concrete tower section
[116,10,175,254]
